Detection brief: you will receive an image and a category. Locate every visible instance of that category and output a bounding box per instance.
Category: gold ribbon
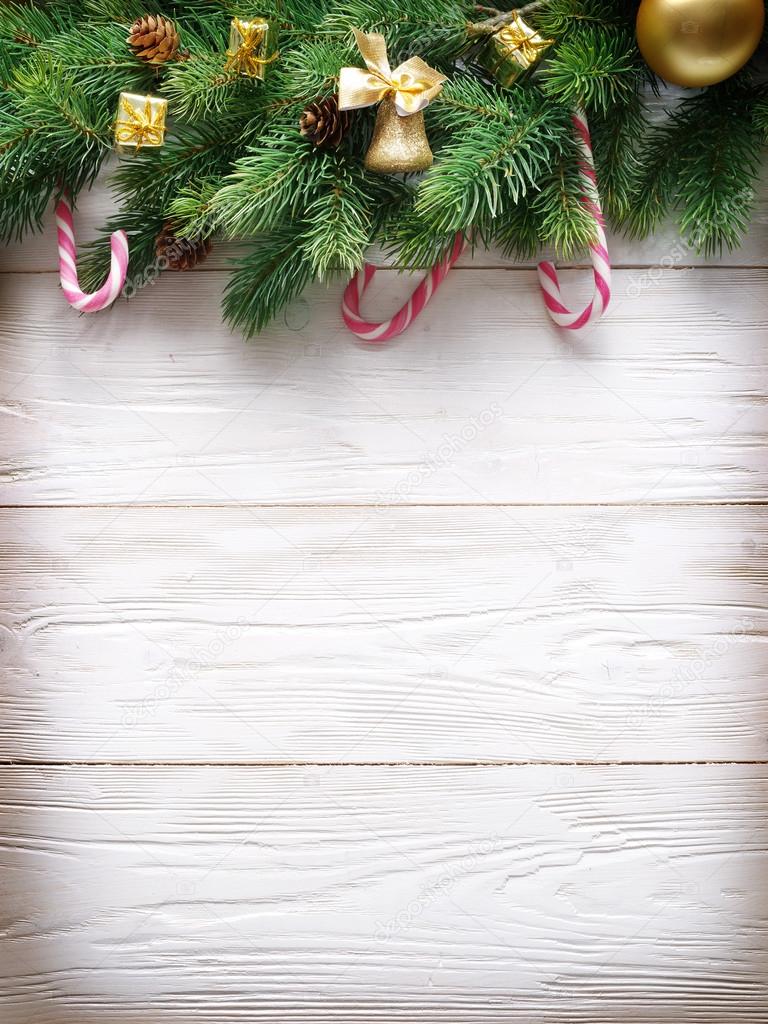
[494,13,553,68]
[114,95,166,151]
[339,29,447,116]
[225,18,279,75]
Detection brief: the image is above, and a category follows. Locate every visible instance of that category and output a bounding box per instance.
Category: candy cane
[342,232,466,342]
[537,107,611,329]
[56,192,129,312]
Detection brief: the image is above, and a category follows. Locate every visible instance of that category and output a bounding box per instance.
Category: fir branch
[626,83,764,253]
[0,2,69,72]
[327,0,472,64]
[161,51,251,121]
[541,25,639,112]
[589,87,645,224]
[197,126,325,238]
[491,197,542,261]
[1,53,110,220]
[532,139,598,256]
[273,37,353,100]
[111,114,256,218]
[2,0,764,337]
[676,85,763,255]
[300,155,408,276]
[536,0,630,37]
[416,78,568,234]
[0,164,58,241]
[78,204,166,296]
[300,179,371,278]
[41,22,154,106]
[223,226,314,337]
[387,213,468,269]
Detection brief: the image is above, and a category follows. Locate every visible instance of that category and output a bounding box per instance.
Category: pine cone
[300,96,350,150]
[128,14,180,64]
[155,222,212,271]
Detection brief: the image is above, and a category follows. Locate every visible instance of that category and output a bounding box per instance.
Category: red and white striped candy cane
[537,107,610,329]
[342,232,466,342]
[56,192,129,313]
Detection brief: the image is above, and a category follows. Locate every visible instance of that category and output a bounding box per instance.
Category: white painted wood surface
[1,506,767,763]
[1,170,768,1020]
[3,268,768,504]
[2,765,768,1023]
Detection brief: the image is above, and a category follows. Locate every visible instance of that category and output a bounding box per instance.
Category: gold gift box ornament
[480,12,554,89]
[338,29,447,174]
[114,92,168,151]
[225,17,279,79]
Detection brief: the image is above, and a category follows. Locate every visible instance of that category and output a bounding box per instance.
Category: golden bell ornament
[636,0,764,87]
[338,29,447,174]
[364,97,433,173]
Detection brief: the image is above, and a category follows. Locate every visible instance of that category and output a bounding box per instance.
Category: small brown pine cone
[128,14,181,64]
[155,222,212,271]
[300,96,351,150]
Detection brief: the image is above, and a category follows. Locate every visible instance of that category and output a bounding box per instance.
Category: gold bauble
[636,0,764,87]
[364,97,433,174]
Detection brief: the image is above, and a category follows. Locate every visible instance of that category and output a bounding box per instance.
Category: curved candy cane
[342,232,466,342]
[342,108,609,342]
[537,108,611,329]
[56,192,129,312]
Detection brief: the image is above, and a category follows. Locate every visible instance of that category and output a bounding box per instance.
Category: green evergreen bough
[1,0,767,336]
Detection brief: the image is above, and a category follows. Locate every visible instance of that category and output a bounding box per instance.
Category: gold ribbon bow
[339,29,447,116]
[114,95,166,152]
[494,13,553,67]
[225,18,279,76]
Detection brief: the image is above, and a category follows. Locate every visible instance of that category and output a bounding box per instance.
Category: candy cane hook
[537,108,611,329]
[342,232,466,342]
[56,192,129,312]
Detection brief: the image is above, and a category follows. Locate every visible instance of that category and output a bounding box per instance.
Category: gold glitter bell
[364,97,433,174]
[338,29,447,175]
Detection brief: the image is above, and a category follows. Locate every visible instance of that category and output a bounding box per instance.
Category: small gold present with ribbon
[479,13,553,88]
[225,17,279,79]
[339,29,447,173]
[114,92,168,152]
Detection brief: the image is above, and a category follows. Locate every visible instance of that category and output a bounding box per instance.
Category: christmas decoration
[155,221,212,270]
[56,193,128,313]
[114,93,168,151]
[225,17,279,79]
[338,29,447,172]
[2,0,768,340]
[479,13,554,88]
[343,107,611,339]
[127,14,181,64]
[342,233,466,341]
[636,0,764,87]
[537,109,611,329]
[300,96,351,149]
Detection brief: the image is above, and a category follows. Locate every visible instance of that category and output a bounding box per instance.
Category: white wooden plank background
[2,765,768,1024]
[1,170,768,1021]
[1,505,767,763]
[3,269,768,505]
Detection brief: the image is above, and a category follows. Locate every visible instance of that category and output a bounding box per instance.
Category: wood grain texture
[2,267,768,505]
[1,764,767,1023]
[1,505,766,763]
[3,123,768,1021]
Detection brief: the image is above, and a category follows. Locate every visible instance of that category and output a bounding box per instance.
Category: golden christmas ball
[636,0,764,87]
